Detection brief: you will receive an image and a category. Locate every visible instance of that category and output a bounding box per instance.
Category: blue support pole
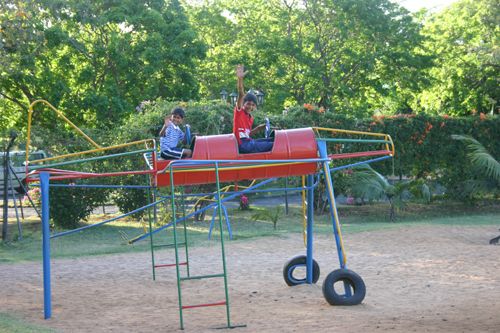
[208,202,218,240]
[306,174,314,283]
[208,194,232,240]
[222,204,232,239]
[40,172,51,319]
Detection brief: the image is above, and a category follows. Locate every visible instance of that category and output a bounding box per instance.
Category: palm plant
[251,206,282,230]
[451,135,500,199]
[346,165,430,222]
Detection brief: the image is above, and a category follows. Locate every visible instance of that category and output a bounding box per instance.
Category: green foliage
[112,180,148,218]
[407,180,432,204]
[2,0,498,139]
[252,206,282,230]
[115,99,234,144]
[2,0,498,216]
[452,135,500,181]
[49,183,109,229]
[450,134,500,200]
[0,312,55,333]
[340,164,433,220]
[360,113,500,197]
[112,176,149,219]
[189,0,429,116]
[1,0,205,133]
[417,0,500,115]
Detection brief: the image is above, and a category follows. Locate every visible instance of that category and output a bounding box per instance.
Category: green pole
[180,187,190,278]
[146,178,156,280]
[170,166,184,330]
[214,162,232,328]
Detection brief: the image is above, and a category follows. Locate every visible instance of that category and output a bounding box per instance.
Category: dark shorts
[160,147,184,159]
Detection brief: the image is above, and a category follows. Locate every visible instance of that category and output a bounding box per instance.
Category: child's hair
[243,93,257,105]
[171,107,185,118]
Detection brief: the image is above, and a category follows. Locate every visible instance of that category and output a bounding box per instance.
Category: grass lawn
[0,312,55,333]
[1,200,499,264]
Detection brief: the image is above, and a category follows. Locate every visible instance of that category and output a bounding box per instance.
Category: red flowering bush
[23,187,41,205]
[303,103,327,114]
[239,194,250,210]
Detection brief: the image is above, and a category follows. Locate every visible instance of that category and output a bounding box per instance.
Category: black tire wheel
[283,255,320,286]
[322,269,366,305]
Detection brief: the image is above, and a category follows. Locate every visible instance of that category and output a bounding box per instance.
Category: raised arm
[159,116,172,136]
[236,64,247,109]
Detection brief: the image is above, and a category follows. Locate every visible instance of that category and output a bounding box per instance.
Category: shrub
[49,183,108,229]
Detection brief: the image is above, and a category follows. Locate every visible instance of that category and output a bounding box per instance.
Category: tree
[1,0,206,134]
[0,0,63,133]
[188,0,428,116]
[417,0,500,115]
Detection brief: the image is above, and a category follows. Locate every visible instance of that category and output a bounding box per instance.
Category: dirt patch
[1,225,500,332]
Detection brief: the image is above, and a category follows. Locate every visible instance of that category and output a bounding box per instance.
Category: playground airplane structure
[25,100,395,329]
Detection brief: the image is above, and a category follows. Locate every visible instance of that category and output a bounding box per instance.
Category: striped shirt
[160,123,185,152]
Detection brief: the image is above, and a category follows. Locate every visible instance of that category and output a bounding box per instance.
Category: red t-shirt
[233,106,254,145]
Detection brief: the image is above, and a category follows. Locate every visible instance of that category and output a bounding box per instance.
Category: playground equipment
[1,134,44,241]
[25,100,394,329]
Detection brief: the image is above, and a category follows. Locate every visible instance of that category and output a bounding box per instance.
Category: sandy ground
[1,225,500,332]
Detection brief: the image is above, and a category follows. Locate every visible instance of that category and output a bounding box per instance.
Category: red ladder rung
[182,301,226,310]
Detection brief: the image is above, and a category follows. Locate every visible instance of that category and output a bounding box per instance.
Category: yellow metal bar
[189,181,256,216]
[323,163,347,266]
[313,126,395,158]
[386,134,395,157]
[31,139,156,164]
[26,100,101,164]
[313,127,387,138]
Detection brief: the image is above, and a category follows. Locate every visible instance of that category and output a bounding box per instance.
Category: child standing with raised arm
[233,64,273,154]
[159,107,192,159]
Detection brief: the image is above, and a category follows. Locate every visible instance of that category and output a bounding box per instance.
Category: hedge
[118,99,499,180]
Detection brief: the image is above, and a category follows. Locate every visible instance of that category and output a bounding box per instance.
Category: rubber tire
[283,255,320,286]
[322,269,366,305]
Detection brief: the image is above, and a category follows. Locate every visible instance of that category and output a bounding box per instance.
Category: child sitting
[233,64,273,154]
[159,107,192,159]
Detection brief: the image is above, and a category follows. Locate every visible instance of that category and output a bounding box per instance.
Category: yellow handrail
[30,139,156,164]
[26,99,156,165]
[313,126,395,157]
[313,127,387,137]
[26,100,101,162]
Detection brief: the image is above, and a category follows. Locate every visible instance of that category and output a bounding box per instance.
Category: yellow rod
[386,134,395,157]
[27,100,101,163]
[323,163,347,266]
[31,139,155,164]
[313,127,387,138]
[189,182,255,216]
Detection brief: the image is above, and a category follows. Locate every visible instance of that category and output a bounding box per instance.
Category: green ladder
[147,186,190,281]
[168,164,245,330]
